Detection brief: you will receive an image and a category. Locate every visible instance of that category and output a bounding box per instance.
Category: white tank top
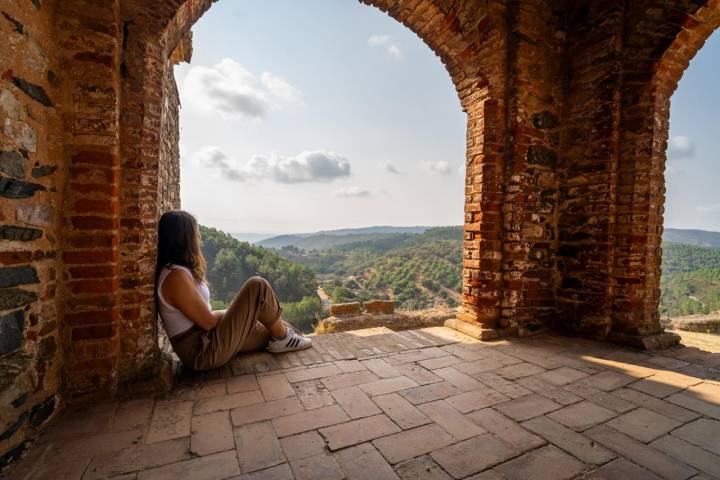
[157,264,211,338]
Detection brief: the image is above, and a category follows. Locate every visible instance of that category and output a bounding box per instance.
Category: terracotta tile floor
[5,326,720,479]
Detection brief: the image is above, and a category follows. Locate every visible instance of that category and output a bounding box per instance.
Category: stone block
[364,300,395,314]
[329,302,361,316]
[334,443,398,480]
[373,424,455,464]
[279,431,326,462]
[360,376,418,396]
[257,374,294,401]
[467,408,545,452]
[494,445,584,480]
[373,393,431,429]
[272,405,349,437]
[290,452,344,480]
[0,310,24,355]
[320,414,400,451]
[607,331,681,351]
[417,400,485,440]
[146,400,193,444]
[444,318,499,340]
[605,407,682,442]
[431,433,517,478]
[137,450,240,480]
[522,416,615,464]
[235,421,284,474]
[230,397,304,426]
[190,411,234,456]
[587,425,697,480]
[546,400,617,431]
[331,385,381,419]
[0,150,26,178]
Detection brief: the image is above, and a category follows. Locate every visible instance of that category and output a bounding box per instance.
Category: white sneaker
[267,328,312,353]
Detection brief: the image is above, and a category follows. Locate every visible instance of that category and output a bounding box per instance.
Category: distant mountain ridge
[663,228,720,248]
[257,226,437,250]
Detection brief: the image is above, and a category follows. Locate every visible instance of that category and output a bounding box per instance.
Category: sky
[665,30,720,231]
[175,0,466,235]
[176,1,719,236]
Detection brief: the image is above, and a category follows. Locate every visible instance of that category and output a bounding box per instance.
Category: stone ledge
[606,330,681,351]
[444,317,503,341]
[663,312,720,334]
[316,308,455,333]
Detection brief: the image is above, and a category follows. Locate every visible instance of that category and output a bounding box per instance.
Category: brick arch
[99,0,512,390]
[161,0,493,111]
[609,0,720,344]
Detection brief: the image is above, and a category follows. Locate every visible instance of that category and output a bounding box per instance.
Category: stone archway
[56,0,513,395]
[608,1,720,346]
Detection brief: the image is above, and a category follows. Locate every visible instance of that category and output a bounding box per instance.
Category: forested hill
[662,242,720,274]
[258,226,432,249]
[277,226,464,310]
[199,226,321,331]
[199,222,720,323]
[660,241,720,317]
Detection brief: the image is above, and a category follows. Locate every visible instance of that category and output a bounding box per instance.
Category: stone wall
[0,0,62,467]
[0,0,719,470]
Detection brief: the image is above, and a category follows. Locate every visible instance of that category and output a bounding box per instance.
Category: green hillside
[200,226,321,332]
[258,226,430,249]
[660,240,720,317]
[202,223,720,324]
[259,232,406,250]
[277,226,464,310]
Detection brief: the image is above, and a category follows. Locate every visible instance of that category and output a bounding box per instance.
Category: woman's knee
[246,276,270,290]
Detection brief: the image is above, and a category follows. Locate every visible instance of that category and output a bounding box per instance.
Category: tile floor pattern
[5,326,720,480]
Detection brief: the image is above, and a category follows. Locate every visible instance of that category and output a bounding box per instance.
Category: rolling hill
[257,226,433,250]
[663,228,720,248]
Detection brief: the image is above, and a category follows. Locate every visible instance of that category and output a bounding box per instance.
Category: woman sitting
[155,210,312,371]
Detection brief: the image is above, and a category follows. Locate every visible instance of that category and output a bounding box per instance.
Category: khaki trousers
[171,276,283,371]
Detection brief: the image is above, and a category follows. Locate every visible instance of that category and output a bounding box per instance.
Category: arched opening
[172,0,466,332]
[102,0,504,386]
[659,29,720,327]
[611,0,720,345]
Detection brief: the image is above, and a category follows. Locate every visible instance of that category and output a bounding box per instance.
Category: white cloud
[697,204,720,213]
[368,34,402,59]
[334,187,371,198]
[422,160,452,175]
[195,146,351,184]
[379,162,402,174]
[181,58,301,119]
[668,135,695,159]
[260,72,302,103]
[387,45,402,59]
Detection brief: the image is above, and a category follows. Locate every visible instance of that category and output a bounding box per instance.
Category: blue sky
[176,1,719,235]
[666,30,720,231]
[175,0,465,235]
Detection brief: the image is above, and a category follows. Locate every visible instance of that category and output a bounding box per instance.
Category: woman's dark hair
[155,210,207,285]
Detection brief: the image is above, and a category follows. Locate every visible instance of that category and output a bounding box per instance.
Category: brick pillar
[56,1,123,396]
[498,0,563,335]
[603,1,720,349]
[556,2,624,340]
[116,15,168,385]
[459,93,505,337]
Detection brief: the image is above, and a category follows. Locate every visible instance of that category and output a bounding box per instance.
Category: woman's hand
[162,270,219,331]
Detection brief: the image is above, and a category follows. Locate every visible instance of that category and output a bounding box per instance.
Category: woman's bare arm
[162,270,218,331]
